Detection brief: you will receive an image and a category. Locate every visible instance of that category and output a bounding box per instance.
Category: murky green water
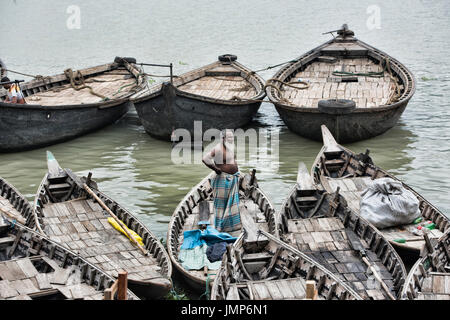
[1,1,450,294]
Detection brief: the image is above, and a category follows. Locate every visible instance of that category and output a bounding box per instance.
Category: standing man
[1,77,26,104]
[202,129,242,233]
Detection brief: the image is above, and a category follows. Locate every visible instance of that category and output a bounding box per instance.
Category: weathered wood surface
[281,58,394,109]
[32,156,172,299]
[278,161,407,300]
[24,70,137,106]
[211,230,361,300]
[265,26,416,143]
[313,125,450,258]
[402,231,450,300]
[0,222,139,300]
[168,171,278,293]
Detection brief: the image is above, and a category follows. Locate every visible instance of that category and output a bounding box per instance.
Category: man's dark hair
[1,77,10,83]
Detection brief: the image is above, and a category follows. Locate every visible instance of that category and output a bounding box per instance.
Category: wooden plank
[0,280,19,298]
[252,282,272,300]
[288,278,306,299]
[16,259,39,278]
[265,281,284,299]
[226,285,240,300]
[275,280,296,299]
[35,273,52,290]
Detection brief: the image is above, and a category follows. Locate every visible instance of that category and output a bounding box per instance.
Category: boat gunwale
[266,35,416,113]
[131,60,266,106]
[400,229,450,299]
[0,176,35,228]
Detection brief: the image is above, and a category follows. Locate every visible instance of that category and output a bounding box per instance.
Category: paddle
[0,207,26,225]
[65,169,148,256]
[344,228,396,300]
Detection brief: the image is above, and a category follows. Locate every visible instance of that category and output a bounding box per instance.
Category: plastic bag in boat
[359,177,421,229]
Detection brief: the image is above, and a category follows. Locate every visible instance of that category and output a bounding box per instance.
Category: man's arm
[202,147,222,175]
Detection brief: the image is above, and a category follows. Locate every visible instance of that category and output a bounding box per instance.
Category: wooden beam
[117,271,128,300]
[305,280,318,300]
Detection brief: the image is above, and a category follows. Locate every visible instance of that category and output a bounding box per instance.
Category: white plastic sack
[360,177,421,229]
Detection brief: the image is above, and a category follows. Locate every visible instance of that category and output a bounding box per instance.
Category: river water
[1,0,450,296]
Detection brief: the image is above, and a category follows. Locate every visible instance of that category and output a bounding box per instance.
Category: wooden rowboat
[0,219,139,300]
[0,57,146,152]
[131,55,266,141]
[278,162,407,299]
[401,230,450,300]
[166,170,277,294]
[31,151,172,299]
[312,125,450,263]
[211,230,362,300]
[266,24,415,143]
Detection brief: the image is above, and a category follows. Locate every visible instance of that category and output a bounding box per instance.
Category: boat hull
[0,100,130,152]
[275,100,409,143]
[133,83,262,141]
[128,278,172,300]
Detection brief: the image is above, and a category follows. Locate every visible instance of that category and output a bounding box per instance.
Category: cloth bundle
[360,177,421,229]
[179,226,237,271]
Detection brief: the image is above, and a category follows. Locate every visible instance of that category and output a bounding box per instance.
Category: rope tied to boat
[264,78,309,105]
[64,68,109,101]
[3,68,49,82]
[198,272,216,300]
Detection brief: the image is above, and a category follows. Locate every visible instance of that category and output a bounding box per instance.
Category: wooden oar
[345,228,396,300]
[0,207,26,224]
[65,169,148,256]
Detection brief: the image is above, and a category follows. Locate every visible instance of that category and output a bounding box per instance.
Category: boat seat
[48,183,71,193]
[205,70,241,77]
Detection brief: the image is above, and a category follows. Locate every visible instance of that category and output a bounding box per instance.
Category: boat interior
[315,145,448,253]
[0,219,121,300]
[280,164,405,299]
[33,166,169,284]
[0,61,144,106]
[212,232,359,300]
[133,60,265,102]
[170,172,277,284]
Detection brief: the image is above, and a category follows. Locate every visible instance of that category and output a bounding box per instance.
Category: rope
[142,72,179,78]
[64,68,108,100]
[198,272,216,300]
[4,68,46,80]
[253,59,299,73]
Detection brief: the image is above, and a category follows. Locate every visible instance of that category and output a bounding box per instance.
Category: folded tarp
[360,177,421,229]
[180,226,237,250]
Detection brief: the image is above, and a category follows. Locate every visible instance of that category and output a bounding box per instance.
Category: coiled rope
[64,68,108,100]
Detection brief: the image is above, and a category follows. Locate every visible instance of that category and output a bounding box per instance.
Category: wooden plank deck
[285,216,395,300]
[0,257,100,300]
[283,57,394,108]
[227,277,312,300]
[178,64,257,100]
[41,199,161,282]
[25,69,137,106]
